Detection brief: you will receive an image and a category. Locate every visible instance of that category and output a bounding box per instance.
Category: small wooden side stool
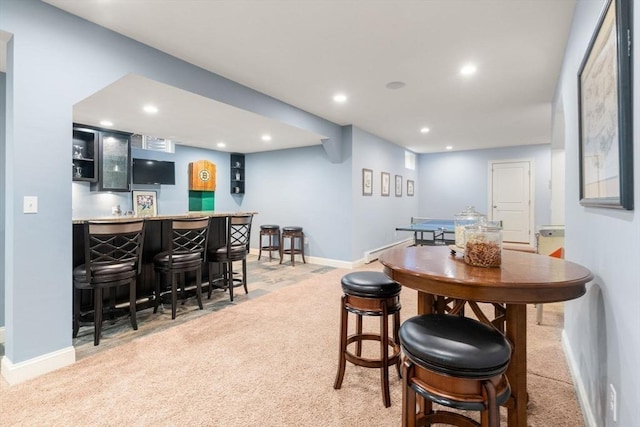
[399,314,512,427]
[258,224,280,261]
[279,226,306,266]
[333,271,402,407]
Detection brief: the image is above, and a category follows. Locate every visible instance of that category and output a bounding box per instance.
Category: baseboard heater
[364,238,412,263]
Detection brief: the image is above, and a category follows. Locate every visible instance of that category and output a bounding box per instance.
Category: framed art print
[381,172,390,196]
[407,179,414,197]
[578,0,633,210]
[362,168,373,196]
[395,175,402,197]
[133,190,158,217]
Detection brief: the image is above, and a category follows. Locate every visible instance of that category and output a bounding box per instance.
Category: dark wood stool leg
[380,300,391,407]
[171,271,178,320]
[334,295,349,389]
[402,359,416,427]
[258,230,264,260]
[290,235,296,266]
[242,259,248,294]
[300,232,306,263]
[355,313,363,356]
[73,288,80,338]
[93,288,103,346]
[394,310,402,377]
[129,279,138,331]
[228,261,234,301]
[195,267,203,310]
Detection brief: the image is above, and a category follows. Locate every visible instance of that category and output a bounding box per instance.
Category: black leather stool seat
[400,314,511,378]
[260,224,280,230]
[341,271,401,299]
[282,226,302,233]
[399,313,512,426]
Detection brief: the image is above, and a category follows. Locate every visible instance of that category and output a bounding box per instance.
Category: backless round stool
[333,271,402,407]
[258,224,280,261]
[399,314,512,427]
[279,226,306,266]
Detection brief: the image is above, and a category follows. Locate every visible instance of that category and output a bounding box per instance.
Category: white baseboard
[249,238,412,269]
[562,329,597,427]
[1,346,76,385]
[0,326,5,344]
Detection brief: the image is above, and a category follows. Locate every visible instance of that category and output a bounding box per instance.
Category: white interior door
[490,160,533,244]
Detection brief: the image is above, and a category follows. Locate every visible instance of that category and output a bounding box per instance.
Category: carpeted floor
[0,256,584,426]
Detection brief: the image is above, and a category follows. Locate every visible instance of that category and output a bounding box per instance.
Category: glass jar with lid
[463,221,502,267]
[454,206,485,248]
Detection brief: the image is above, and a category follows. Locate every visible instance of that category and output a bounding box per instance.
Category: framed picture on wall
[407,180,414,197]
[395,175,402,197]
[578,0,633,210]
[362,168,373,196]
[381,172,390,196]
[132,190,158,217]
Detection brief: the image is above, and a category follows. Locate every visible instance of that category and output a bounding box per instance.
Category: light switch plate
[23,196,38,214]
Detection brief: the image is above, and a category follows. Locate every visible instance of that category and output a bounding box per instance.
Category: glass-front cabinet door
[92,130,131,192]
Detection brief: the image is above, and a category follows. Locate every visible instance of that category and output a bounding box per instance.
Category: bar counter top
[72,211,257,224]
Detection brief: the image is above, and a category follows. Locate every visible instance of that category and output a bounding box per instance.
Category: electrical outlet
[609,383,617,422]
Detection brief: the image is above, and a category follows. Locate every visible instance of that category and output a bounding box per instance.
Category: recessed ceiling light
[460,64,477,76]
[217,142,226,148]
[143,104,159,114]
[386,81,406,90]
[333,93,347,103]
[99,120,113,127]
[446,145,453,150]
[261,134,272,142]
[420,127,430,134]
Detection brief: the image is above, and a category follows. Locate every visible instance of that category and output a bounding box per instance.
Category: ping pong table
[396,218,455,246]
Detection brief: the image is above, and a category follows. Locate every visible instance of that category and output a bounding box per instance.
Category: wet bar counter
[72,211,256,312]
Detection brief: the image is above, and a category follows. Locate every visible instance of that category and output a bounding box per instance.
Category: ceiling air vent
[131,134,175,153]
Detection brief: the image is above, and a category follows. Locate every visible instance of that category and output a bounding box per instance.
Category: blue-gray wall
[0,0,411,368]
[352,126,418,259]
[417,144,552,227]
[0,0,342,367]
[558,1,640,425]
[0,71,5,330]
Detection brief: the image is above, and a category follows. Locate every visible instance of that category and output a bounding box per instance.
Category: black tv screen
[132,158,175,185]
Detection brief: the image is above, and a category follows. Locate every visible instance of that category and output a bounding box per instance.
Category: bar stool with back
[73,218,146,346]
[153,217,210,320]
[207,214,253,301]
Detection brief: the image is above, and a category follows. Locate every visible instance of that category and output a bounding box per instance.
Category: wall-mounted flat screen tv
[132,158,175,185]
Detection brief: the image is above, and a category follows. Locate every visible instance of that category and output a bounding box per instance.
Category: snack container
[463,223,502,267]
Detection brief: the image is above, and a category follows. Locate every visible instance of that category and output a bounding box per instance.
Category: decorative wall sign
[578,0,633,210]
[189,160,216,191]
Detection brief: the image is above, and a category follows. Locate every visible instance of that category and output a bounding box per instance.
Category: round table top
[379,245,593,304]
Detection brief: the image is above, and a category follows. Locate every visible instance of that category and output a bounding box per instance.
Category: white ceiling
[42,0,576,154]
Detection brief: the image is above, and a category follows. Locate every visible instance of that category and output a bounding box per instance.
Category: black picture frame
[362,168,373,196]
[578,0,633,210]
[407,179,414,197]
[381,172,390,196]
[395,175,402,197]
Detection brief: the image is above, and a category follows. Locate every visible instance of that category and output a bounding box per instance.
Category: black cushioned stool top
[341,271,401,298]
[282,226,303,232]
[400,314,511,378]
[260,224,280,230]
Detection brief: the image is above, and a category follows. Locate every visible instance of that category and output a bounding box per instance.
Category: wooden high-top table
[379,245,592,427]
